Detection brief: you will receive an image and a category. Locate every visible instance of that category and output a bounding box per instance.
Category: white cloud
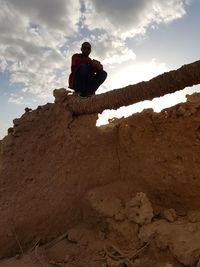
[8,93,24,104]
[0,56,8,72]
[5,0,80,33]
[88,34,136,64]
[84,0,189,38]
[102,48,136,65]
[0,0,191,103]
[0,0,81,98]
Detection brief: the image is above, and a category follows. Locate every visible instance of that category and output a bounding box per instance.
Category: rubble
[125,192,154,225]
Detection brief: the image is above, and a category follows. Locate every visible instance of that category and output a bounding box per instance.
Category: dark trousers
[73,64,107,97]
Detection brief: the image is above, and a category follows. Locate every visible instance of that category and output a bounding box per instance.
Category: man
[68,42,107,97]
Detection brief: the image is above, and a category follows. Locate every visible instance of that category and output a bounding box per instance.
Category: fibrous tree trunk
[66,60,200,115]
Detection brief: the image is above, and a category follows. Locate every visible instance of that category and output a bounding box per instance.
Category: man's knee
[99,70,107,83]
[103,70,107,80]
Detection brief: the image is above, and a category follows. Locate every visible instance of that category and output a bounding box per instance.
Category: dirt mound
[1,89,200,266]
[1,188,200,266]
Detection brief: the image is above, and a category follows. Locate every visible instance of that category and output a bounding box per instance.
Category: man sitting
[68,42,107,97]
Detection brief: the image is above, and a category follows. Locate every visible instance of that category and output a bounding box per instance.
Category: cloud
[0,56,8,71]
[85,34,136,65]
[5,0,80,33]
[0,0,191,103]
[83,0,190,38]
[75,0,190,74]
[8,93,24,104]
[0,0,81,98]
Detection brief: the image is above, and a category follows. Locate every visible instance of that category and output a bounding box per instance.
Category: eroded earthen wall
[0,91,200,257]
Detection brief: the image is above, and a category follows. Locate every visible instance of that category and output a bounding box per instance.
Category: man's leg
[88,70,107,95]
[73,64,92,97]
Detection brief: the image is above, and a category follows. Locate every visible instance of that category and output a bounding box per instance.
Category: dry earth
[0,90,200,266]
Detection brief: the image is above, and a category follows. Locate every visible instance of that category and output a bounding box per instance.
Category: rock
[188,210,200,223]
[141,108,154,115]
[67,225,95,246]
[86,189,123,218]
[155,234,169,250]
[41,103,52,111]
[25,107,32,112]
[125,192,153,225]
[162,208,177,222]
[108,220,139,243]
[53,88,69,103]
[114,211,126,222]
[186,92,200,103]
[139,219,200,266]
[187,224,198,233]
[139,220,162,243]
[13,118,20,126]
[7,127,14,134]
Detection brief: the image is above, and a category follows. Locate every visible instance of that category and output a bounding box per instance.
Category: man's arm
[92,59,103,71]
[71,54,81,70]
[68,54,81,89]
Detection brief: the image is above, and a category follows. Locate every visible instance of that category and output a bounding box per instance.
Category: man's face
[81,44,91,57]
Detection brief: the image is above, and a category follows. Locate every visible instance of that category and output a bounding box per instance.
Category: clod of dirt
[67,224,96,246]
[186,92,200,103]
[162,208,177,222]
[187,210,200,223]
[125,192,153,225]
[139,219,200,266]
[85,189,124,219]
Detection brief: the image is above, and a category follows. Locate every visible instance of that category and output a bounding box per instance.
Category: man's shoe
[87,93,95,97]
[75,91,93,98]
[75,91,86,97]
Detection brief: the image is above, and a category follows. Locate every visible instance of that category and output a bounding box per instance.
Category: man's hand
[92,59,103,70]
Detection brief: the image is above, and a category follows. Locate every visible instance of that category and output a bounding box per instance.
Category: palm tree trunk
[67,60,200,115]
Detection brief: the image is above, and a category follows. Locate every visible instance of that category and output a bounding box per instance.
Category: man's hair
[81,42,91,48]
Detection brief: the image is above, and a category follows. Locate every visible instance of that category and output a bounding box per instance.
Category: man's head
[81,42,91,57]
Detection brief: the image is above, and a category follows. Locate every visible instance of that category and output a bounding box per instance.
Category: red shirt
[68,53,100,89]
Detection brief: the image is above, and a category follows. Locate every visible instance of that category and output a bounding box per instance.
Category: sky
[0,0,200,139]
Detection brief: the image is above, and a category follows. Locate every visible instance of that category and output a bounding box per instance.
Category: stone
[86,189,123,218]
[13,118,20,126]
[67,225,94,246]
[188,210,200,223]
[53,88,70,103]
[186,92,200,103]
[125,192,153,225]
[25,107,32,112]
[139,219,200,266]
[162,208,177,222]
